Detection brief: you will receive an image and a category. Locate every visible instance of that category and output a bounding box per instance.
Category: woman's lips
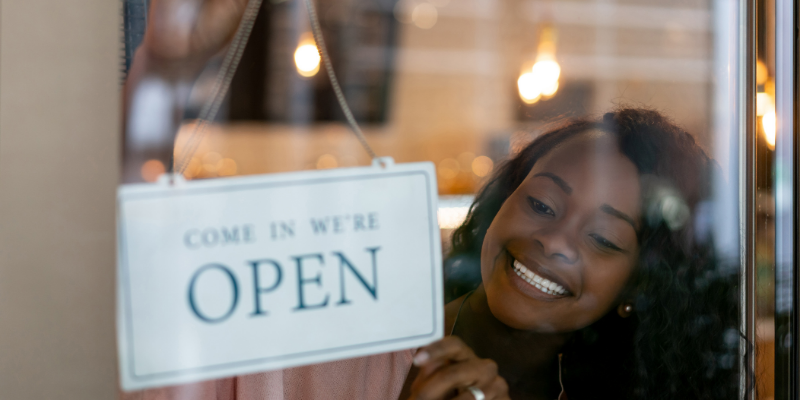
[512,260,569,296]
[504,251,573,299]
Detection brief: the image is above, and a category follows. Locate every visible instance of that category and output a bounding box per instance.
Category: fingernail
[413,351,429,366]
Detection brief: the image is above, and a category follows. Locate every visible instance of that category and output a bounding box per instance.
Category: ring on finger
[466,386,485,400]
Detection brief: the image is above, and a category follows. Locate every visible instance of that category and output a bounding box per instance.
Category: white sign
[117,159,443,390]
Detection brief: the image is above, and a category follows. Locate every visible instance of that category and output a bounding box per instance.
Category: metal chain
[173,0,264,175]
[302,0,380,161]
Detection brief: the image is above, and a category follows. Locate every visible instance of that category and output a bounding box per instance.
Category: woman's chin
[484,284,562,333]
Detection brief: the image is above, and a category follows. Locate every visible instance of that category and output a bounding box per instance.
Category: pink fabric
[120,350,414,400]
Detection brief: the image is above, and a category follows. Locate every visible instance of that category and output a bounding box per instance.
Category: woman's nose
[533,227,579,264]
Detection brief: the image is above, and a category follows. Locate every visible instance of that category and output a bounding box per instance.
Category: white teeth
[512,260,568,296]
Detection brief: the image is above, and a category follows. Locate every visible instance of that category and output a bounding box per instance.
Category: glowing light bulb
[518,25,561,103]
[763,110,776,150]
[518,72,542,104]
[532,59,561,97]
[294,35,320,77]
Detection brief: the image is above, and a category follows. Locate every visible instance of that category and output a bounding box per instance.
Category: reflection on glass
[294,33,321,78]
[121,0,751,398]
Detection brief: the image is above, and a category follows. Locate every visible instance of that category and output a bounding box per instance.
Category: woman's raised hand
[409,336,510,400]
[140,0,248,76]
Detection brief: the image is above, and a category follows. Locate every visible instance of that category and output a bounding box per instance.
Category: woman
[407,110,742,400]
[123,1,743,398]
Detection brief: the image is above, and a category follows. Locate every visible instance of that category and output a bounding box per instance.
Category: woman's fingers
[415,336,476,364]
[408,337,509,400]
[413,336,476,379]
[410,358,502,400]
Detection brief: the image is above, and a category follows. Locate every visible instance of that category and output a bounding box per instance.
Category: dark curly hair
[445,108,745,399]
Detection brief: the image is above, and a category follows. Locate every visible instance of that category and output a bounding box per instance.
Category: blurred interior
[123,0,778,397]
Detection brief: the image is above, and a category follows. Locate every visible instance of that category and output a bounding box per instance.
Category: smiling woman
[443,108,741,399]
[483,132,642,333]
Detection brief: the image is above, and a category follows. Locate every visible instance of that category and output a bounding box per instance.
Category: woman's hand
[140,0,249,77]
[408,336,510,400]
[122,0,249,182]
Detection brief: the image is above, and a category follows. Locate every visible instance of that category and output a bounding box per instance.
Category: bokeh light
[183,156,202,179]
[316,154,338,169]
[438,158,460,179]
[472,156,494,177]
[218,158,238,176]
[518,59,561,104]
[756,92,774,116]
[294,35,321,78]
[756,60,768,85]
[518,25,561,104]
[532,59,560,96]
[202,152,223,174]
[141,159,165,182]
[412,3,438,29]
[763,110,776,150]
[517,72,541,104]
[457,152,476,170]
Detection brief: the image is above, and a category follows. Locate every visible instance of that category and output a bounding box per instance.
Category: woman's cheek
[569,293,605,329]
[584,260,634,306]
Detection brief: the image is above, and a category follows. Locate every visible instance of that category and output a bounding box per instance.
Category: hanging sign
[117,159,443,390]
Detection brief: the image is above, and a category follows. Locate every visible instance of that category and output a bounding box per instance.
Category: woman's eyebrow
[600,204,637,230]
[533,172,572,194]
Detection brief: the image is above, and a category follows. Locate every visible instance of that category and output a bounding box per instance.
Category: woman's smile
[481,132,641,332]
[504,250,573,299]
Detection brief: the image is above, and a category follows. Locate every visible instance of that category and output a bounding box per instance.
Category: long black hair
[445,108,744,399]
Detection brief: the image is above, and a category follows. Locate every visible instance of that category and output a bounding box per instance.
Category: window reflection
[122,0,751,398]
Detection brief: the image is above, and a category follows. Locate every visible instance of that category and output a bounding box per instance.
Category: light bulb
[532,59,560,97]
[294,38,320,77]
[518,72,542,104]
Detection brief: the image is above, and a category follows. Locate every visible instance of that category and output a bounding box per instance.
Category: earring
[618,303,634,318]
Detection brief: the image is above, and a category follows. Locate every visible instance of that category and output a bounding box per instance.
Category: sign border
[118,168,440,383]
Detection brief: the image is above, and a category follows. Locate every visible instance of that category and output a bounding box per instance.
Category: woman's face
[481,132,641,332]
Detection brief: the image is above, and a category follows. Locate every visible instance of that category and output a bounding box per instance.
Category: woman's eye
[527,197,555,216]
[589,233,623,252]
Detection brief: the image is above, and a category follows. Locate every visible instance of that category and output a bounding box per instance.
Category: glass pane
[120,0,752,398]
[755,0,777,398]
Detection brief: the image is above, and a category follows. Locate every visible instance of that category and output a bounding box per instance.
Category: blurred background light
[202,152,223,174]
[316,154,338,169]
[183,156,202,179]
[437,195,473,229]
[762,110,776,150]
[757,79,776,151]
[218,158,238,176]
[294,34,320,77]
[518,25,560,104]
[471,156,494,177]
[756,59,769,85]
[518,72,542,104]
[757,92,774,116]
[140,159,165,182]
[438,158,460,179]
[412,3,438,29]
